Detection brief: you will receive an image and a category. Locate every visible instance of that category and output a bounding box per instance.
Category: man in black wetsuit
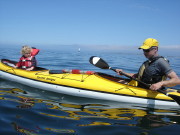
[116,38,180,91]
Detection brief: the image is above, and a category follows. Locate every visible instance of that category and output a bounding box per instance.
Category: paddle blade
[158,89,180,106]
[168,94,180,106]
[89,56,110,69]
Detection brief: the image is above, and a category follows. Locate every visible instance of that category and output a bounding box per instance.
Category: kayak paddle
[89,56,180,106]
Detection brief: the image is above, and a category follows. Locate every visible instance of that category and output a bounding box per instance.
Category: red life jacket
[16,48,39,69]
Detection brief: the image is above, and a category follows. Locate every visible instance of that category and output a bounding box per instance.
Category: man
[116,38,180,91]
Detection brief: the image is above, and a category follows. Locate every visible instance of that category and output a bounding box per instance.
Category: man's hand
[115,69,123,75]
[150,82,163,91]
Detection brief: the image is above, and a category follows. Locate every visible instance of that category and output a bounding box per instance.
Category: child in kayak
[15,46,39,71]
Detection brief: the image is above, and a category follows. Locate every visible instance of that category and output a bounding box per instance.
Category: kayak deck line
[35,70,91,82]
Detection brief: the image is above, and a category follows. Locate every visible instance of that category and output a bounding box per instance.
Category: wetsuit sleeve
[31,48,39,56]
[157,58,173,75]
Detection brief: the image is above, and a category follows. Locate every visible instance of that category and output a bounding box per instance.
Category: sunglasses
[143,49,151,52]
[143,47,156,53]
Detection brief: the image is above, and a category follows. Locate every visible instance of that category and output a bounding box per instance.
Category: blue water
[0,45,180,135]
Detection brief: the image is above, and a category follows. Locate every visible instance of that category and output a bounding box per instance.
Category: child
[15,46,39,71]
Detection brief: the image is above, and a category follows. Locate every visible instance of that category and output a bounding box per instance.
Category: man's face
[143,47,157,59]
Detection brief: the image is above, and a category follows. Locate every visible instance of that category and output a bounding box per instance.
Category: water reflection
[0,88,179,135]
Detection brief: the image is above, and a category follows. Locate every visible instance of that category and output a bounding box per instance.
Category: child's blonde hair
[21,45,32,55]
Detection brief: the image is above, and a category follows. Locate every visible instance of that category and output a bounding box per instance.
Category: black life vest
[137,56,169,85]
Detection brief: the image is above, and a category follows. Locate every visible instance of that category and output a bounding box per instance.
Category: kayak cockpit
[1,59,47,71]
[95,72,130,83]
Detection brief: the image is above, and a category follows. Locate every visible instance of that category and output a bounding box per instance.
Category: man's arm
[150,71,180,90]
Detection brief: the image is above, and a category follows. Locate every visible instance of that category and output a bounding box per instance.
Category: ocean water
[0,45,180,135]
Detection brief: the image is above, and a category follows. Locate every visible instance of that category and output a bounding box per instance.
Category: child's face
[24,52,31,57]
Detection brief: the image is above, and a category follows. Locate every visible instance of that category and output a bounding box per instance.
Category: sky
[0,0,180,48]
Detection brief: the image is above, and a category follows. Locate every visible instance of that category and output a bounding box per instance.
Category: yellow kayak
[0,59,180,107]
